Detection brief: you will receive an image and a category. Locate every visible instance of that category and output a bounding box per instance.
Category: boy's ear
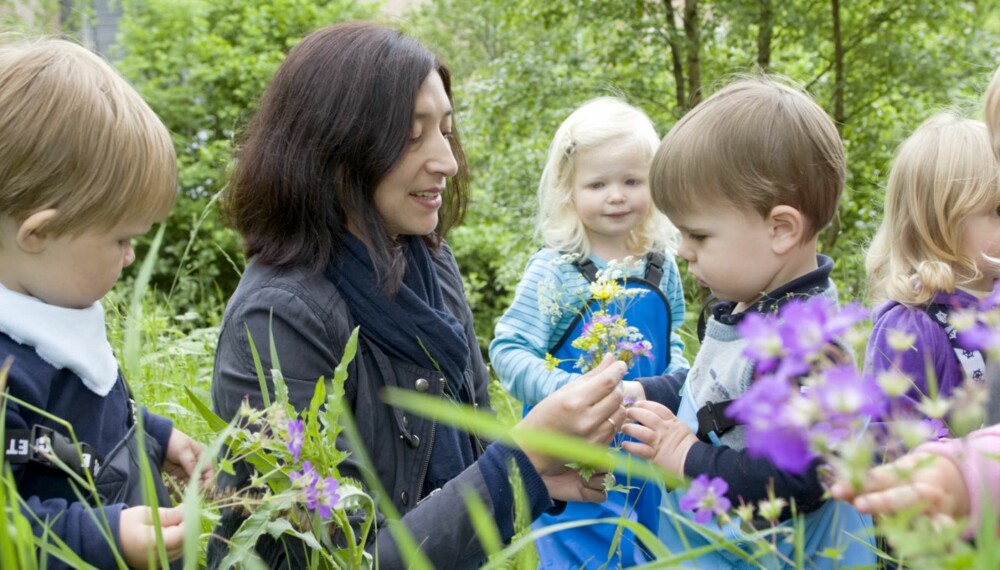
[16,209,59,253]
[767,205,805,255]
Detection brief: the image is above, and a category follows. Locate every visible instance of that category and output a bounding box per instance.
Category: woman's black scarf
[327,233,475,492]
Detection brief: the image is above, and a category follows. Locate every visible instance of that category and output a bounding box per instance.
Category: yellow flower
[589,280,621,301]
[543,353,561,371]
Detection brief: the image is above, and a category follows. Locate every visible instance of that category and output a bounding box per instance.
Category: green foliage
[409,0,1000,342]
[113,0,378,323]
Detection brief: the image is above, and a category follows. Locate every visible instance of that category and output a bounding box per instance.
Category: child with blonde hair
[865,112,1000,410]
[490,96,688,568]
[0,37,210,569]
[833,67,1000,537]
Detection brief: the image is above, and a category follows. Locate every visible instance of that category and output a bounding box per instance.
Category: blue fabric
[529,278,669,568]
[326,234,474,492]
[478,443,552,541]
[1,331,174,569]
[654,382,876,568]
[491,248,688,406]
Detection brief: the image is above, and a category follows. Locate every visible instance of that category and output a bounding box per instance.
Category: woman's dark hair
[223,22,469,289]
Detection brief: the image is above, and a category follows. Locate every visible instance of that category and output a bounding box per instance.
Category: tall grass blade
[123,223,165,382]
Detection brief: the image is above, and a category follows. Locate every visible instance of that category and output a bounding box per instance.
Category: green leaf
[382,387,682,487]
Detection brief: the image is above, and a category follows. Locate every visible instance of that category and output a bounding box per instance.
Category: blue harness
[529,252,672,569]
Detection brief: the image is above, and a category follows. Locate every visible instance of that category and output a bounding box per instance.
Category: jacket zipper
[414,376,446,502]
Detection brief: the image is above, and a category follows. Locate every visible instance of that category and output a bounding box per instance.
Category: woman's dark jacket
[208,243,551,569]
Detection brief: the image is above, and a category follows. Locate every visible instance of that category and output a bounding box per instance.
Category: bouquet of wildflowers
[538,257,654,484]
[542,257,654,374]
[191,329,375,569]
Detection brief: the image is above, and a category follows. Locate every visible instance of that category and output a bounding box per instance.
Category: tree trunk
[832,0,845,129]
[757,0,773,71]
[825,0,845,251]
[663,0,687,112]
[684,0,701,108]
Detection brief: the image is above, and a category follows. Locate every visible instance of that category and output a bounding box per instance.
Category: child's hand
[830,451,969,520]
[118,505,184,568]
[621,380,645,403]
[164,429,213,488]
[620,400,699,475]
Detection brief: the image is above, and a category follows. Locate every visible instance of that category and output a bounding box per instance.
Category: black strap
[696,295,720,343]
[573,257,600,283]
[571,252,666,287]
[695,400,738,443]
[3,378,134,477]
[4,425,104,477]
[644,252,665,285]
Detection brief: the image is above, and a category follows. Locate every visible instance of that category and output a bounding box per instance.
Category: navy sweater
[1,331,173,569]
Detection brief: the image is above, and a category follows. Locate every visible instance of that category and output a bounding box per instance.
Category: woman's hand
[542,469,609,503]
[512,354,627,477]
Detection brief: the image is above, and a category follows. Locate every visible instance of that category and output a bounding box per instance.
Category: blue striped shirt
[490,247,689,406]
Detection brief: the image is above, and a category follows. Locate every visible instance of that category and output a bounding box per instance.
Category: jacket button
[408,435,421,448]
[400,491,409,506]
[415,378,430,392]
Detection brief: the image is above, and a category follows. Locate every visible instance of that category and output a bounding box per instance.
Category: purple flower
[922,418,949,440]
[581,313,619,336]
[821,302,869,340]
[738,312,784,373]
[728,375,818,473]
[746,425,816,473]
[812,366,886,419]
[777,299,829,360]
[286,419,305,463]
[289,460,312,484]
[727,375,796,432]
[982,283,1000,311]
[289,461,341,519]
[778,298,867,362]
[680,474,731,524]
[956,322,1000,353]
[304,475,341,519]
[617,340,652,360]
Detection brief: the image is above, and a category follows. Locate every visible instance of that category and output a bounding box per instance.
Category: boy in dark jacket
[0,37,210,569]
[619,78,876,568]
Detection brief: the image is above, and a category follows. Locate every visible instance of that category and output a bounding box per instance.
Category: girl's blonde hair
[536,96,676,257]
[867,112,1000,305]
[986,64,1000,157]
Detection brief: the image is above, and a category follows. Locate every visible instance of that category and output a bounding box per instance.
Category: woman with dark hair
[208,22,627,568]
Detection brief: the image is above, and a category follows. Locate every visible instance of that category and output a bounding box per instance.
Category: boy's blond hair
[650,77,845,240]
[537,96,677,257]
[0,37,175,238]
[866,113,1000,306]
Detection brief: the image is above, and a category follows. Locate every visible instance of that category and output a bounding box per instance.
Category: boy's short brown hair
[0,37,176,237]
[650,77,845,240]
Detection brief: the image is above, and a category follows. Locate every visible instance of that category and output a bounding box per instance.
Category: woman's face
[373,71,459,237]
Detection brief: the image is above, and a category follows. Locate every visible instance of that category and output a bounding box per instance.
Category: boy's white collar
[0,283,118,396]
